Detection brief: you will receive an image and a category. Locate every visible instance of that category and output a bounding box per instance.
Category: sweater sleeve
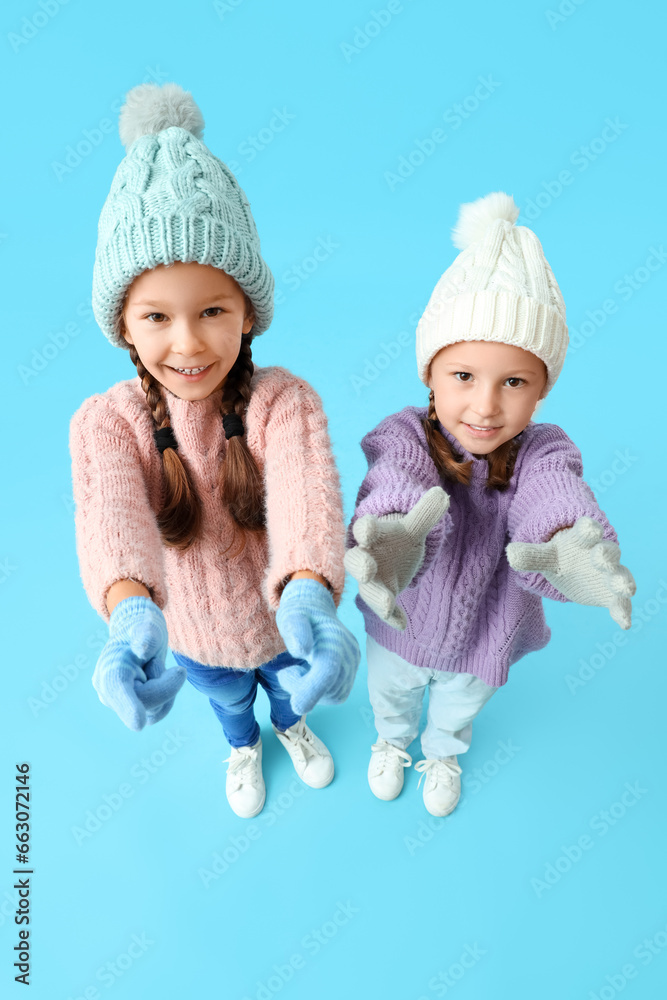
[346,408,452,586]
[507,423,618,603]
[69,397,168,623]
[262,376,346,609]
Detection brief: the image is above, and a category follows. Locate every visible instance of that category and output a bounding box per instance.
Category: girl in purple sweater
[345,192,636,818]
[70,83,359,820]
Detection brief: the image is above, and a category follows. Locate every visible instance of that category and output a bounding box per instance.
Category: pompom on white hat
[415,192,568,394]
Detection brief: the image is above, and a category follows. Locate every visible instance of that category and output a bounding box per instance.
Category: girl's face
[120,261,255,400]
[428,340,548,455]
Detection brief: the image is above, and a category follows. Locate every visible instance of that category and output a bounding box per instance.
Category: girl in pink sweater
[69,82,359,819]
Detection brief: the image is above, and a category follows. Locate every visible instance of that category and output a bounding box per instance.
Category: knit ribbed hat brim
[94,210,274,349]
[417,289,567,393]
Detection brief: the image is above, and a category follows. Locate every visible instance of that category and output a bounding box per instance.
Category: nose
[469,382,500,420]
[170,319,207,357]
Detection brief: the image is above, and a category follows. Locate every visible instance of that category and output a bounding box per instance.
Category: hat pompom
[118,82,205,151]
[451,191,520,251]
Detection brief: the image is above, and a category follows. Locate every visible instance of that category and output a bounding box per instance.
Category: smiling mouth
[169,364,212,374]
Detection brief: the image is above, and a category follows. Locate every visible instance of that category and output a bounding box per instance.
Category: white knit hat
[415,192,568,394]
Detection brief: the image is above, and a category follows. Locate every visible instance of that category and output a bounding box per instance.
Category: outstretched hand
[344,486,450,630]
[276,579,360,716]
[506,516,636,629]
[93,596,186,730]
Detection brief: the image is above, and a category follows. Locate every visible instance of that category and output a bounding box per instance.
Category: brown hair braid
[120,295,265,551]
[217,332,265,537]
[127,340,202,549]
[422,390,521,491]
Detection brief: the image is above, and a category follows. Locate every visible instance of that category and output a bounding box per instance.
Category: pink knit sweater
[69,366,345,669]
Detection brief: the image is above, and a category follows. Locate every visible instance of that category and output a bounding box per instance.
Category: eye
[505,377,525,388]
[203,307,224,317]
[146,312,166,323]
[453,371,473,382]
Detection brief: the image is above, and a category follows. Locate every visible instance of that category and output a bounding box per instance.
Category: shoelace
[370,741,412,773]
[414,756,462,790]
[223,745,261,789]
[278,720,320,764]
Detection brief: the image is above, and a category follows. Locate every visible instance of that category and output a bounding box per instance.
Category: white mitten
[344,486,450,630]
[505,516,636,629]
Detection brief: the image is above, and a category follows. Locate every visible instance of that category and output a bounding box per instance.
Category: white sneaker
[223,738,265,818]
[368,740,412,801]
[273,716,334,788]
[414,756,463,817]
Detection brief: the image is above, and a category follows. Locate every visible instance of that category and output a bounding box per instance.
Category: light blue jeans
[366,635,499,759]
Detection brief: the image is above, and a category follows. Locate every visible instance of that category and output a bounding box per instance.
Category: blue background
[3,1,667,998]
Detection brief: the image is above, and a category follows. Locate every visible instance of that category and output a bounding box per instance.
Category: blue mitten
[93,596,187,731]
[276,579,360,716]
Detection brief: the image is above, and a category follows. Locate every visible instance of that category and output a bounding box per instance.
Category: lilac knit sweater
[69,366,345,670]
[347,406,618,687]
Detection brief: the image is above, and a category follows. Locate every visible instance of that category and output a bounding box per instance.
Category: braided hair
[422,390,521,491]
[120,300,265,551]
[217,331,265,532]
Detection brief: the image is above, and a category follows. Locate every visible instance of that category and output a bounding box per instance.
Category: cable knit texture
[347,406,617,687]
[92,84,274,347]
[69,366,345,669]
[415,193,567,393]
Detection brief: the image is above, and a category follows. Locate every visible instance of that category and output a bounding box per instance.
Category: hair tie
[223,413,244,440]
[154,426,178,454]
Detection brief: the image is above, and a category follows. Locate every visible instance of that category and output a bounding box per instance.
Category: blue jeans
[171,649,303,748]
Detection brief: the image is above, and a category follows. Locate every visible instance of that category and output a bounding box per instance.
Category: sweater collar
[435,420,492,477]
[434,419,527,480]
[161,382,225,422]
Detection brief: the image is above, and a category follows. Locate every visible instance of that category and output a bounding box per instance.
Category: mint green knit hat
[92,82,274,348]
